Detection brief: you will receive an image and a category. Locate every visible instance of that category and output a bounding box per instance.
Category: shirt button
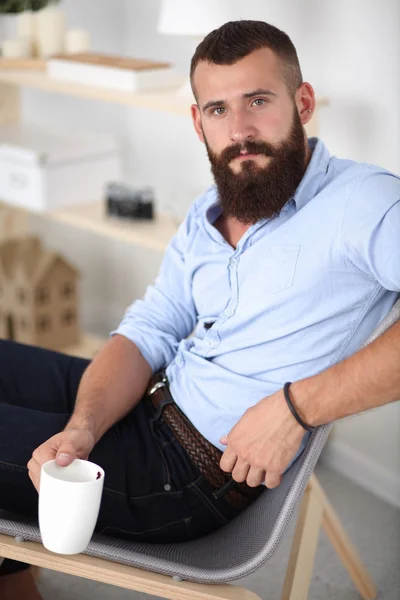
[164,484,171,491]
[229,257,238,266]
[224,308,233,317]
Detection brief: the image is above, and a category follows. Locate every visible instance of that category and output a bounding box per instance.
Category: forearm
[66,334,152,443]
[291,321,400,427]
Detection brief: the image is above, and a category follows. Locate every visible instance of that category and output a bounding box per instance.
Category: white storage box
[0,123,122,212]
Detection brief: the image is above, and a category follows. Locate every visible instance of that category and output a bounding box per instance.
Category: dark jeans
[0,340,242,576]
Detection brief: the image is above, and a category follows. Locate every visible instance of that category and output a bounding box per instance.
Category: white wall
[15,0,400,504]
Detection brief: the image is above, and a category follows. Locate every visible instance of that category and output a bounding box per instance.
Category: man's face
[191,48,314,223]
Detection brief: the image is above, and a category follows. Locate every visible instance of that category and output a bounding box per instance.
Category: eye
[211,107,226,116]
[252,98,267,107]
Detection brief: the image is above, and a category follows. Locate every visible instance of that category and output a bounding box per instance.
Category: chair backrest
[0,298,399,584]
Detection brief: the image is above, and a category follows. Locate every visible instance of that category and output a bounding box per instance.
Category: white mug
[39,459,105,555]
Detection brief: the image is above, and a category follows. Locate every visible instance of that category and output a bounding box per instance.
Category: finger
[27,456,41,473]
[55,440,83,466]
[219,435,228,445]
[265,472,283,489]
[246,467,265,488]
[56,431,94,466]
[27,455,40,477]
[56,452,75,466]
[219,447,238,473]
[27,456,42,491]
[32,445,57,469]
[28,468,39,493]
[29,446,54,489]
[231,461,250,483]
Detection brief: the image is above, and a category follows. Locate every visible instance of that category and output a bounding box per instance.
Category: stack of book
[47,52,176,93]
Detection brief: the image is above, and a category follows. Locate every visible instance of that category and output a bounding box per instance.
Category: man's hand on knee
[27,429,95,492]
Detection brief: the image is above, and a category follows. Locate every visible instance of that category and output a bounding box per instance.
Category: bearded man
[1,20,399,599]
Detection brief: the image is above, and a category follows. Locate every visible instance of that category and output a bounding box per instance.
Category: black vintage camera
[105,182,154,220]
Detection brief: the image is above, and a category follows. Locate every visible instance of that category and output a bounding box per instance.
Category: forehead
[192,47,285,104]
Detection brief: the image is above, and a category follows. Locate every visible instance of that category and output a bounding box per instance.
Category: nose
[229,109,258,144]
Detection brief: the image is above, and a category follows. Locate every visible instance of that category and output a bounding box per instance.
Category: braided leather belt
[145,372,264,510]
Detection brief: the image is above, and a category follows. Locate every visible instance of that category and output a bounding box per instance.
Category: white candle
[15,11,35,56]
[64,29,90,54]
[16,10,35,38]
[1,38,31,58]
[35,5,66,57]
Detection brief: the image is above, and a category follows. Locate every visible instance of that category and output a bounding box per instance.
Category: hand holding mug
[27,428,95,492]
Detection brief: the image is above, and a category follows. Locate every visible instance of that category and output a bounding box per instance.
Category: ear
[191,103,205,143]
[295,82,316,127]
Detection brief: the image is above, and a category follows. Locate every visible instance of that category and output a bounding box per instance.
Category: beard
[204,107,307,224]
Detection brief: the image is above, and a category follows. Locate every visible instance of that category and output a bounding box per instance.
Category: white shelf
[45,201,179,251]
[0,200,180,252]
[0,69,192,116]
[0,68,329,116]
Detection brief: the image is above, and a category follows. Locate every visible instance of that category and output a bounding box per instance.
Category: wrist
[283,382,316,431]
[289,379,325,428]
[65,413,97,438]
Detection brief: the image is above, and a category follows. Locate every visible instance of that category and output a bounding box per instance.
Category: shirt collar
[292,137,331,211]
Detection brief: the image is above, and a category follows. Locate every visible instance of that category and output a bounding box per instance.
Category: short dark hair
[190,20,303,98]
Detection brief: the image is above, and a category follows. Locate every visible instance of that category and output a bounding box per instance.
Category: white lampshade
[157,0,231,36]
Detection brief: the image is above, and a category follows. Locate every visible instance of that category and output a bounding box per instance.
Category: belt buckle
[147,374,168,396]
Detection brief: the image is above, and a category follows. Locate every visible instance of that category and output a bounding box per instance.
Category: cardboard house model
[0,236,80,350]
[0,202,28,240]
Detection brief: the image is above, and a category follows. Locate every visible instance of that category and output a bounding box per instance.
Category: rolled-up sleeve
[111,206,198,372]
[341,171,400,292]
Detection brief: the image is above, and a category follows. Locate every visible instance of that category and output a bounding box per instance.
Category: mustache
[219,140,276,166]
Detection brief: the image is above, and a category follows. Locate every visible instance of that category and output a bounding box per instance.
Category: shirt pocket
[256,245,301,294]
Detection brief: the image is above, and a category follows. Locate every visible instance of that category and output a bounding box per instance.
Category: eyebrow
[202,89,277,112]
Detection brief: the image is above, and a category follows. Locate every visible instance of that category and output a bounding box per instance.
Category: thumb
[220,435,228,445]
[55,446,77,467]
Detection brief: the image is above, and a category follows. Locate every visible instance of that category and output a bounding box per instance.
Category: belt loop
[152,397,174,421]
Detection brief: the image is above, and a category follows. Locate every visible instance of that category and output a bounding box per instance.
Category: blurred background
[0,0,399,519]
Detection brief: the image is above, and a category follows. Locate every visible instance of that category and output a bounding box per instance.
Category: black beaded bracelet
[283,382,315,432]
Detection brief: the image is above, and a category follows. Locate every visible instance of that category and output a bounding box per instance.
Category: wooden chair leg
[281,474,377,600]
[281,478,324,600]
[311,475,377,600]
[30,565,41,581]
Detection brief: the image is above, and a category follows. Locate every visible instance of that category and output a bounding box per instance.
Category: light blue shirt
[113,138,400,467]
